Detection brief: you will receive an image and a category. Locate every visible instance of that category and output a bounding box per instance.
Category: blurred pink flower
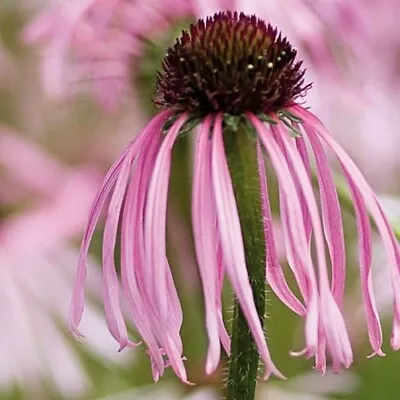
[0,128,73,198]
[69,12,400,382]
[297,0,400,190]
[0,129,129,396]
[23,0,193,109]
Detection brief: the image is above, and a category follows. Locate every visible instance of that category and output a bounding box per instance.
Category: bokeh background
[1,0,400,399]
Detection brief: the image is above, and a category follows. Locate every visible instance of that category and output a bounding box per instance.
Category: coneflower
[23,0,192,109]
[69,11,400,399]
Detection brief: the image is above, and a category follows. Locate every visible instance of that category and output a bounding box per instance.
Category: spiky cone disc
[154,11,311,115]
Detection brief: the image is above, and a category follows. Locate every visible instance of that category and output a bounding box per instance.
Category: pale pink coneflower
[0,129,130,396]
[22,0,193,110]
[305,0,400,191]
[69,12,400,384]
[0,128,75,198]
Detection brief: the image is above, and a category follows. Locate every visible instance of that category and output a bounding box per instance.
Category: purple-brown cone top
[154,11,311,115]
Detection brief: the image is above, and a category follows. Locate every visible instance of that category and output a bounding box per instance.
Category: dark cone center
[154,11,311,115]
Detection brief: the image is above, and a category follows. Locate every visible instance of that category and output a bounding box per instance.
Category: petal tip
[127,340,142,348]
[367,349,386,358]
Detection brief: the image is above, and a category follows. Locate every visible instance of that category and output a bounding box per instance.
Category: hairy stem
[224,120,267,400]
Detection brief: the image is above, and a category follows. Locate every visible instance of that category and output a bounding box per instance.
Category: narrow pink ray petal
[218,316,231,355]
[163,268,186,370]
[144,114,187,325]
[269,127,314,304]
[192,116,222,375]
[274,120,353,372]
[305,127,346,305]
[216,240,231,354]
[392,312,400,350]
[162,335,193,385]
[126,121,183,370]
[211,113,284,380]
[248,113,319,360]
[68,110,170,338]
[166,265,184,334]
[315,328,327,374]
[293,105,400,353]
[256,141,306,316]
[144,114,189,382]
[102,154,137,350]
[0,130,64,196]
[68,147,131,339]
[130,128,164,324]
[278,183,310,302]
[101,115,166,350]
[341,168,384,357]
[273,125,313,256]
[120,129,166,379]
[295,136,313,241]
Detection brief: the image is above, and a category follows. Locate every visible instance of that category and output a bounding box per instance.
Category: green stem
[314,174,400,241]
[224,120,267,400]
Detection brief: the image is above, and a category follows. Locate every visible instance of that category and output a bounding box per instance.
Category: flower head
[155,12,310,114]
[70,11,400,382]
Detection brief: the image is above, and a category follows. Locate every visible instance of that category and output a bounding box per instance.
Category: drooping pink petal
[341,167,384,357]
[192,116,222,374]
[215,240,231,354]
[102,153,136,350]
[392,312,400,350]
[127,119,185,376]
[273,120,353,372]
[295,135,312,240]
[144,114,189,382]
[144,114,187,319]
[256,141,306,316]
[122,188,164,378]
[211,113,284,380]
[248,113,320,362]
[293,105,400,353]
[120,126,166,380]
[279,195,310,303]
[304,127,346,305]
[269,128,314,305]
[68,146,131,339]
[68,110,170,338]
